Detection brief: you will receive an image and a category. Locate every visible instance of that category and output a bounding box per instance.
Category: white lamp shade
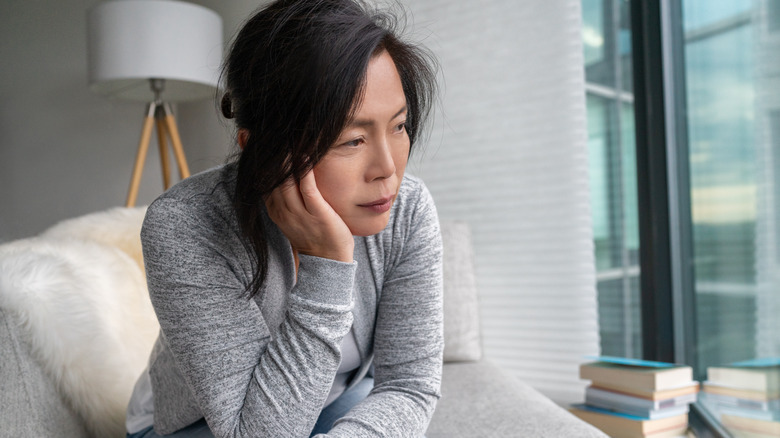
[87,0,223,102]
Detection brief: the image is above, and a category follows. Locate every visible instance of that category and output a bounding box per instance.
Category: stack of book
[700,358,780,438]
[570,356,698,438]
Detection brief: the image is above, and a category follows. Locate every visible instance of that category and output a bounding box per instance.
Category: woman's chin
[345,215,391,237]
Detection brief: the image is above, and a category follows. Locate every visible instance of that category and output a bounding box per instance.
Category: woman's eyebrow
[348,105,408,128]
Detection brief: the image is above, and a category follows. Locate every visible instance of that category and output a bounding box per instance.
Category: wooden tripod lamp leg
[156,113,172,190]
[161,104,190,179]
[126,103,157,207]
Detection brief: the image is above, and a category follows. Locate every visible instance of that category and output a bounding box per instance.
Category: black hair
[220,0,437,298]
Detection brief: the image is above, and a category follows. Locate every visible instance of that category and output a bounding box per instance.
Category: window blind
[405,0,600,405]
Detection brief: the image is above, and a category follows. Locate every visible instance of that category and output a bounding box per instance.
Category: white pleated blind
[404,0,600,405]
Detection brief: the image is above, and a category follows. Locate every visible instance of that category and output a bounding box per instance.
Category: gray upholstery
[428,361,606,437]
[440,222,482,362]
[0,308,89,438]
[431,222,606,437]
[0,212,606,437]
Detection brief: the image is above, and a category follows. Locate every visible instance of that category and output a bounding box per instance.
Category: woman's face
[313,51,410,236]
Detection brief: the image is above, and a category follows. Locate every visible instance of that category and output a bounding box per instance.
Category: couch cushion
[426,361,607,437]
[440,221,482,362]
[0,308,89,437]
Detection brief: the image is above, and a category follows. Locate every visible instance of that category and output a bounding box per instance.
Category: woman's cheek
[313,161,352,206]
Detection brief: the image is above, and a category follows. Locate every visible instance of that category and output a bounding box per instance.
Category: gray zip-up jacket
[139,163,443,437]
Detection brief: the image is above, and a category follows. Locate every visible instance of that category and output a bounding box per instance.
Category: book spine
[580,366,654,390]
[585,399,689,420]
[587,386,697,409]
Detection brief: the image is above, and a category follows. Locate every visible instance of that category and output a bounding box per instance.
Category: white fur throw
[0,207,158,438]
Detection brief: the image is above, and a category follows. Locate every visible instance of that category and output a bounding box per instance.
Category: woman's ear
[238,129,250,150]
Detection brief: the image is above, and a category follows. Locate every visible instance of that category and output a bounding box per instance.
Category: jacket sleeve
[323,183,444,437]
[142,197,356,437]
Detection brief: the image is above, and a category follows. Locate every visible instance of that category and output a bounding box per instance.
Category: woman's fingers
[297,171,329,216]
[267,172,325,220]
[274,176,305,212]
[264,171,354,262]
[269,171,335,220]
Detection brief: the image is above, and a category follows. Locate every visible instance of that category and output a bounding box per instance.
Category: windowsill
[689,402,734,438]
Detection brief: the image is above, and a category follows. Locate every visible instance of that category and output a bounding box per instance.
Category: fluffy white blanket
[0,207,159,438]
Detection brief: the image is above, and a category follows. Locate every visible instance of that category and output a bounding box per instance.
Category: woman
[125,0,443,436]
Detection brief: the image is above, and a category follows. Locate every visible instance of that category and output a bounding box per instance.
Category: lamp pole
[125,79,191,207]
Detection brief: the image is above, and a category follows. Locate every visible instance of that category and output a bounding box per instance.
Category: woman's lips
[358,196,394,213]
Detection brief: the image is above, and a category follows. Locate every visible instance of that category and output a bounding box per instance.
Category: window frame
[629,0,731,436]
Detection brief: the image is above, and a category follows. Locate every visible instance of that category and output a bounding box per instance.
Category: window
[583,0,643,360]
[684,0,757,375]
[587,0,780,434]
[684,0,780,433]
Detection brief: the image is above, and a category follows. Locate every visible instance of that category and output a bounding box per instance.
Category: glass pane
[618,0,632,93]
[686,1,756,369]
[588,95,612,271]
[583,0,612,87]
[771,0,780,33]
[582,0,633,91]
[582,0,606,71]
[583,0,641,358]
[682,0,752,31]
[682,0,780,434]
[620,102,638,262]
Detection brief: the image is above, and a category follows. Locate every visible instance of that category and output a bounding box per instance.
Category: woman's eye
[393,122,407,133]
[342,138,363,147]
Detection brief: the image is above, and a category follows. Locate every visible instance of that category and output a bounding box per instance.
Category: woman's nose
[366,137,396,181]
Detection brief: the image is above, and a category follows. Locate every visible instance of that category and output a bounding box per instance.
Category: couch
[0,207,606,437]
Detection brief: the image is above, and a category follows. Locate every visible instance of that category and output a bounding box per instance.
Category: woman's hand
[265,170,354,263]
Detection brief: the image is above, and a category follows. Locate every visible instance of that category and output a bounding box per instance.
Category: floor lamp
[86,0,223,207]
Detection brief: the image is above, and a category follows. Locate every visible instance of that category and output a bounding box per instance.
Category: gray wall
[0,0,251,242]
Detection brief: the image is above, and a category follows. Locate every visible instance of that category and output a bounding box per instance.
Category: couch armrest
[0,308,89,437]
[426,361,607,437]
